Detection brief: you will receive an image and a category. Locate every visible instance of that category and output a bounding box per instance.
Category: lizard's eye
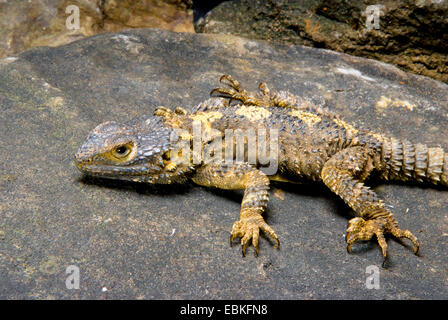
[112,145,131,158]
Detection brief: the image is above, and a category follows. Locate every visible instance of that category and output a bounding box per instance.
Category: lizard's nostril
[74,157,84,171]
[74,151,85,163]
[74,147,92,168]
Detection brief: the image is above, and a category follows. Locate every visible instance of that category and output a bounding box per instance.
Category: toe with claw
[230,215,280,256]
[345,216,419,267]
[210,74,267,106]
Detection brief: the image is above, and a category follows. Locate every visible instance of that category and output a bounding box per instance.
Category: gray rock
[195,0,448,83]
[0,28,447,299]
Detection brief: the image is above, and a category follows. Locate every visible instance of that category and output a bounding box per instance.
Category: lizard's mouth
[75,160,189,184]
[75,161,162,178]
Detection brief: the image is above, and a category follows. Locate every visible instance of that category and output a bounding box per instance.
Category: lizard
[74,75,448,266]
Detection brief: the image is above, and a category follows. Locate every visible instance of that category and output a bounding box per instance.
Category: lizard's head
[74,115,194,184]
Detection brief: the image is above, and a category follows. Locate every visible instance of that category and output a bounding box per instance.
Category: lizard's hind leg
[321,146,419,266]
[211,75,312,110]
[211,75,266,106]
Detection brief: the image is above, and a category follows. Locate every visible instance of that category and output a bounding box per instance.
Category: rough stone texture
[0,0,194,58]
[0,28,448,299]
[195,0,448,83]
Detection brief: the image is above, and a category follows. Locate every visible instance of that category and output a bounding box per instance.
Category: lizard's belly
[268,174,301,184]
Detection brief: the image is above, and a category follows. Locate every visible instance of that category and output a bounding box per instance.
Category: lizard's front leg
[192,162,279,255]
[321,146,419,266]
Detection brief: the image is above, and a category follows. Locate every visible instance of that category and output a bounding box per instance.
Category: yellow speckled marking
[369,132,385,142]
[289,110,322,127]
[179,131,192,141]
[190,111,223,133]
[235,106,271,122]
[333,118,359,135]
[190,111,222,124]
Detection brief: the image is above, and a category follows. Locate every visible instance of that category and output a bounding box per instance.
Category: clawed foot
[210,74,269,106]
[346,217,419,267]
[230,215,280,256]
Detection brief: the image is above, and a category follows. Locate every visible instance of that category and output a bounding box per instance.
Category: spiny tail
[380,137,448,186]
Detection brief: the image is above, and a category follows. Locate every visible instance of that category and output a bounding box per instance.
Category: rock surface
[195,0,448,83]
[0,0,194,58]
[0,28,447,299]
